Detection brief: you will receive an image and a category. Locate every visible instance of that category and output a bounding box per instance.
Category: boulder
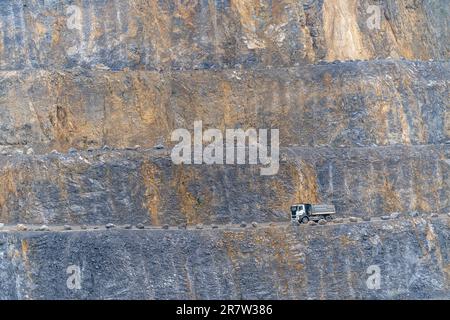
[37,225,50,231]
[17,224,27,231]
[390,212,401,219]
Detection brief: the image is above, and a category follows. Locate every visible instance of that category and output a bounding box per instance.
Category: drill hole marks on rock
[170,121,279,176]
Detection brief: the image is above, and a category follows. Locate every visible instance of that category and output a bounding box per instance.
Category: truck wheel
[301,217,309,224]
[325,215,333,221]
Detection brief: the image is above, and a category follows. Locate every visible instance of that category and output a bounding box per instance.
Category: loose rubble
[136,223,145,229]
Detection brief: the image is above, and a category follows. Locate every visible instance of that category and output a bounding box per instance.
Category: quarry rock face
[0,60,448,153]
[0,0,448,299]
[0,145,448,225]
[0,0,447,70]
[0,218,449,299]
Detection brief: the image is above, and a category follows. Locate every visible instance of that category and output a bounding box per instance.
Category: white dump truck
[291,203,336,224]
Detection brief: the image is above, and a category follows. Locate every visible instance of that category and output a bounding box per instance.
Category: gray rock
[178,223,187,230]
[308,221,316,226]
[195,224,203,230]
[136,223,145,229]
[240,222,247,228]
[318,219,327,225]
[431,213,439,218]
[68,147,78,154]
[37,225,50,231]
[102,145,111,151]
[17,224,27,231]
[349,217,358,223]
[251,222,258,228]
[154,144,165,150]
[390,212,401,219]
[409,211,419,218]
[81,225,88,230]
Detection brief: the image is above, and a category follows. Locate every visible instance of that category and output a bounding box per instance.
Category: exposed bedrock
[0,60,448,153]
[0,0,447,71]
[0,145,448,225]
[0,218,449,299]
[0,0,448,301]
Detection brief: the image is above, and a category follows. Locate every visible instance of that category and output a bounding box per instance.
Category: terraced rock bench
[0,217,449,299]
[0,145,448,225]
[0,61,448,153]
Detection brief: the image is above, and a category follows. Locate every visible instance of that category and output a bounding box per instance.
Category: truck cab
[291,204,307,223]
